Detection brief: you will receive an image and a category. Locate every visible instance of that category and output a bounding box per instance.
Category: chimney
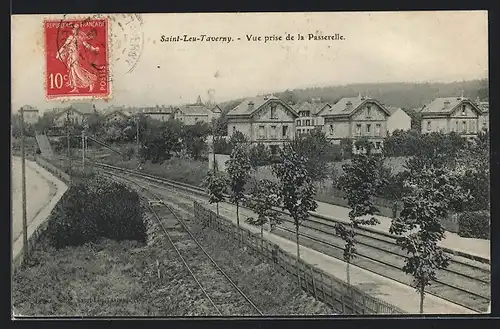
[248,101,254,111]
[444,100,451,109]
[346,101,353,111]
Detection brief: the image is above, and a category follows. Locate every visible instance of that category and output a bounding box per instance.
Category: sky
[11,11,488,113]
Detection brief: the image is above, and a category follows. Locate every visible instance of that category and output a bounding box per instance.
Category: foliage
[289,129,331,182]
[245,179,283,236]
[203,170,229,213]
[276,89,299,105]
[229,130,249,147]
[340,138,353,159]
[11,114,36,138]
[46,175,146,249]
[213,137,232,155]
[389,163,470,313]
[139,120,183,163]
[249,143,272,169]
[273,142,317,266]
[457,211,490,240]
[384,130,466,163]
[211,114,228,137]
[183,122,210,160]
[34,111,57,133]
[335,149,385,283]
[226,143,252,225]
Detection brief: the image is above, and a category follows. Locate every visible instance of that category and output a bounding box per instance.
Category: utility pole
[66,112,72,184]
[81,130,85,170]
[135,115,140,155]
[20,106,28,260]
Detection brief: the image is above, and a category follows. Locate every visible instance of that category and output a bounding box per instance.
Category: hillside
[220,79,489,111]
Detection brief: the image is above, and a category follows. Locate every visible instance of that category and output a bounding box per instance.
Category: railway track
[77,160,491,312]
[104,172,264,316]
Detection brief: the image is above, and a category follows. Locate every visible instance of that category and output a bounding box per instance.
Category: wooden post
[20,107,28,261]
[320,271,326,302]
[311,267,317,298]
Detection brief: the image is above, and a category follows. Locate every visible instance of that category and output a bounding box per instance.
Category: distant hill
[266,79,489,110]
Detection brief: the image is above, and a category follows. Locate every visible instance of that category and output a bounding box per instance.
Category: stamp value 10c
[44,18,110,100]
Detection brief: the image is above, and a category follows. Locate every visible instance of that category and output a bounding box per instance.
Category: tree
[139,120,183,163]
[245,179,283,238]
[340,138,353,159]
[226,142,251,228]
[273,143,317,284]
[183,122,210,160]
[203,170,229,217]
[291,128,331,183]
[390,163,470,313]
[34,110,57,133]
[335,141,385,285]
[249,143,272,170]
[229,130,249,147]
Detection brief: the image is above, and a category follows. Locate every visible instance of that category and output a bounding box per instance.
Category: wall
[183,114,210,125]
[421,117,448,134]
[387,110,411,133]
[208,153,230,172]
[323,119,350,140]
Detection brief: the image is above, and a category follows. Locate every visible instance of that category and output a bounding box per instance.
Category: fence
[35,155,71,185]
[193,201,406,315]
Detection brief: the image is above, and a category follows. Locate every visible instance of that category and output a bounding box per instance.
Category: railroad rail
[71,159,490,312]
[103,171,263,316]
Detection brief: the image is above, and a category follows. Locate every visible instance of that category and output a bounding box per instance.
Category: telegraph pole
[20,106,28,260]
[135,115,140,155]
[81,130,85,170]
[66,112,72,184]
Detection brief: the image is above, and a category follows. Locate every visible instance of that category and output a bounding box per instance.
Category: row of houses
[42,95,222,128]
[225,93,490,151]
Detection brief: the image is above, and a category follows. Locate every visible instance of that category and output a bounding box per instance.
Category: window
[306,119,310,126]
[483,121,487,128]
[456,121,459,132]
[297,120,301,126]
[427,121,431,131]
[356,124,362,136]
[329,124,334,135]
[259,126,265,139]
[367,105,372,117]
[376,124,381,136]
[282,125,288,138]
[366,124,371,135]
[271,126,277,139]
[232,126,236,134]
[462,121,467,132]
[462,105,466,116]
[270,104,277,119]
[311,119,315,126]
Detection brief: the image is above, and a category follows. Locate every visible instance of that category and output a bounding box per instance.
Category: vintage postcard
[11,12,490,317]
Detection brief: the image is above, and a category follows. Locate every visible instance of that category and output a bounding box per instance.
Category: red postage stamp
[44,17,110,99]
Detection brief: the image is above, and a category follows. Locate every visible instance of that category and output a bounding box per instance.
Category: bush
[457,211,490,239]
[46,175,146,248]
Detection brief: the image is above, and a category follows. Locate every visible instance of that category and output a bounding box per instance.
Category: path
[11,156,68,262]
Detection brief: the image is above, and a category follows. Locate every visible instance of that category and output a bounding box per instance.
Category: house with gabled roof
[420,94,485,138]
[173,96,220,125]
[103,107,132,124]
[141,105,174,122]
[226,94,299,151]
[53,102,97,127]
[319,93,391,150]
[293,100,331,136]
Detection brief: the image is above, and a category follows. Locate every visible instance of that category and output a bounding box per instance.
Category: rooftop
[228,95,281,116]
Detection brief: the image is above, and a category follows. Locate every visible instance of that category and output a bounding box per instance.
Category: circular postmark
[56,14,144,76]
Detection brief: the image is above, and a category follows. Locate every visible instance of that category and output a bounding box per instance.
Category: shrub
[46,175,146,248]
[457,211,490,240]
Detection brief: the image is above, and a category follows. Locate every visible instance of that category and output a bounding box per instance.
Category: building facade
[318,94,391,151]
[53,103,97,127]
[22,107,39,125]
[420,96,484,139]
[293,101,331,136]
[105,109,132,124]
[226,95,299,152]
[173,96,220,125]
[386,107,412,134]
[141,106,174,122]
